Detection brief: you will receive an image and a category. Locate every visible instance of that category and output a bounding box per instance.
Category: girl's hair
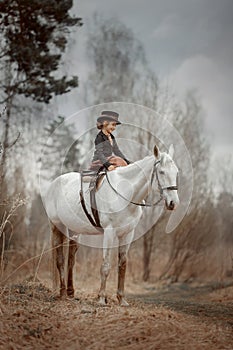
[96,120,109,130]
[96,121,103,129]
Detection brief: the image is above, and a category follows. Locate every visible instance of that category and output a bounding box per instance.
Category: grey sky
[62,0,233,157]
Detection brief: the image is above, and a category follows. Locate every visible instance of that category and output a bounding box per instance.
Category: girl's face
[103,121,117,134]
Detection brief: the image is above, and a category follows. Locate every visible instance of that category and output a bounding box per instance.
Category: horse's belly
[56,199,101,235]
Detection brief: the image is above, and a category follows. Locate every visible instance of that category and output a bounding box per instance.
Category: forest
[0,2,232,349]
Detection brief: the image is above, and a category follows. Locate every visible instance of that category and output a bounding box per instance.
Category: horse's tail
[50,222,69,292]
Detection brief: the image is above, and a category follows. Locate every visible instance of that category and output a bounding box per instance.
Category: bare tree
[158,91,212,282]
[84,14,146,105]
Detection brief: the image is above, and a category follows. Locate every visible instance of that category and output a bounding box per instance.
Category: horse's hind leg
[67,239,78,298]
[51,224,66,298]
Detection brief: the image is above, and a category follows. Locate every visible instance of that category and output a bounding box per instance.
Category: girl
[90,110,130,171]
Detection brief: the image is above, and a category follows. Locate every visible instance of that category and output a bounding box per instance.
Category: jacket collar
[100,130,114,138]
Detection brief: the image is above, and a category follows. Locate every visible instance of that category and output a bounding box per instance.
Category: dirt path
[130,282,233,329]
[0,281,233,350]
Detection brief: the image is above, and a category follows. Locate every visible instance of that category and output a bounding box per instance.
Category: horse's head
[153,144,179,210]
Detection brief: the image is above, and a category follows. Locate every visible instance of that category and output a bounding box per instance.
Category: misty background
[0,1,232,285]
[60,0,233,160]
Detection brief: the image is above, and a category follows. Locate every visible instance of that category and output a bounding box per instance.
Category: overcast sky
[63,0,233,159]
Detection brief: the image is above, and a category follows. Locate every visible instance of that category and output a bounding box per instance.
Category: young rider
[90,110,130,171]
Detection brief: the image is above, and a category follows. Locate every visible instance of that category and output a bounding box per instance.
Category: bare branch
[7,132,21,149]
[0,105,7,119]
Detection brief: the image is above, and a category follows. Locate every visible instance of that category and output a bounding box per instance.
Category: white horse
[44,145,179,306]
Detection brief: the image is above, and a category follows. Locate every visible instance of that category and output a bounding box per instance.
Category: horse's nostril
[169,201,175,209]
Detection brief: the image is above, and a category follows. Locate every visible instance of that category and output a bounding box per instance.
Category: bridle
[105,159,179,207]
[152,160,179,194]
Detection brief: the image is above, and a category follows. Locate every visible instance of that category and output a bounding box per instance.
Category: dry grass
[0,195,27,279]
[0,283,231,350]
[0,276,233,350]
[0,243,233,349]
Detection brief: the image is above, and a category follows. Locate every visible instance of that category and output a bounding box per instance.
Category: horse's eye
[159,170,165,175]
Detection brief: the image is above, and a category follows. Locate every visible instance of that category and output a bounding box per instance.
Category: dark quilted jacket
[92,130,130,169]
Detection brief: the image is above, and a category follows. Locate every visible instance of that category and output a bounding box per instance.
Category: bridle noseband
[105,159,178,207]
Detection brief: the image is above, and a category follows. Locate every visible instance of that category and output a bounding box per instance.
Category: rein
[105,160,178,207]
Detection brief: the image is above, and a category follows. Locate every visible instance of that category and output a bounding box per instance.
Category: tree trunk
[0,102,11,198]
[143,230,154,281]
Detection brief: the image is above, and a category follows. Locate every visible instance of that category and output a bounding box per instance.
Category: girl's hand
[108,165,116,171]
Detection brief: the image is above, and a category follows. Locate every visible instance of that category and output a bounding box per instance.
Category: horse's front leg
[117,231,134,306]
[67,239,79,298]
[98,247,112,305]
[98,230,114,305]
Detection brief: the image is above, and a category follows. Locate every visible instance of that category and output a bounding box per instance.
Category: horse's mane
[112,151,174,176]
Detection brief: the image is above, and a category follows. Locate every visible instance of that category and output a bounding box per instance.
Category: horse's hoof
[67,289,74,298]
[60,289,67,299]
[98,296,107,306]
[118,297,129,307]
[59,294,67,300]
[121,299,129,307]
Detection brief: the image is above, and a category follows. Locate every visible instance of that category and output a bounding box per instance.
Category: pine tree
[0,1,82,190]
[0,0,82,103]
[40,116,81,181]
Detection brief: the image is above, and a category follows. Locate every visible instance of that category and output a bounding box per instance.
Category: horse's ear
[154,145,161,159]
[168,144,174,158]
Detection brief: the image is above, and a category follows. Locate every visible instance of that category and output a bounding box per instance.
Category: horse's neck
[109,155,155,203]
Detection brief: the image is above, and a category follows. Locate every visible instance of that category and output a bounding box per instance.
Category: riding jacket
[92,130,130,169]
